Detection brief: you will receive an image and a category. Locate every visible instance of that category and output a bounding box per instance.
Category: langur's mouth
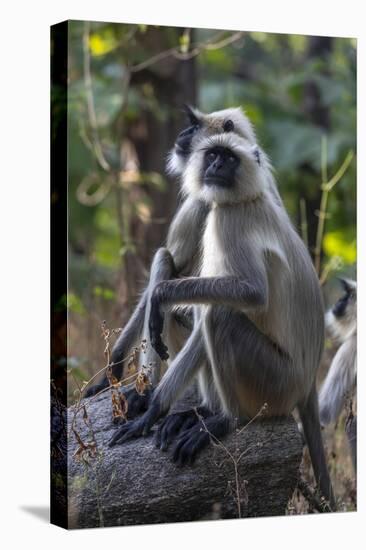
[204,176,233,188]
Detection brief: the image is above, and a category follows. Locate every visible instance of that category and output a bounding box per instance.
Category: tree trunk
[66,391,303,529]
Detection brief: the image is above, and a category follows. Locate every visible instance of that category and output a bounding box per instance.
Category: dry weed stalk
[70,321,153,460]
[196,403,268,518]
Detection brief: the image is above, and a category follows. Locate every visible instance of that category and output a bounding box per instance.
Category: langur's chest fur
[200,210,227,277]
[200,204,261,277]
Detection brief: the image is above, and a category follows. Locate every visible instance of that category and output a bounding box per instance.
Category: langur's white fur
[319,280,357,425]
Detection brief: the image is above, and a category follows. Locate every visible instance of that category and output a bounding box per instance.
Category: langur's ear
[183,104,200,126]
[251,145,261,165]
[338,277,356,295]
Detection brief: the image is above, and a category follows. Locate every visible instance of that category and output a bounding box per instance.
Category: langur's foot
[155,407,211,452]
[172,414,231,466]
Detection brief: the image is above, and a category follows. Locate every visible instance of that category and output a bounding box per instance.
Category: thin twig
[83,21,111,172]
[196,403,267,518]
[314,138,354,275]
[237,403,268,434]
[130,30,245,73]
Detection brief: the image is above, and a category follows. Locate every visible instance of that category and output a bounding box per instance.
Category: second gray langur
[319,278,357,471]
[109,129,335,509]
[85,106,274,404]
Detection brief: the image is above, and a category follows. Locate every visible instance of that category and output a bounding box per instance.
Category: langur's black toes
[155,410,199,452]
[172,424,210,466]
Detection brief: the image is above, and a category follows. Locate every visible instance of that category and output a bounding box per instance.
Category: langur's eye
[207,152,216,162]
[228,155,237,163]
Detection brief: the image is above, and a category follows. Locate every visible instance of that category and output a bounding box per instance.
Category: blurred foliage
[64,21,356,376]
[323,231,357,264]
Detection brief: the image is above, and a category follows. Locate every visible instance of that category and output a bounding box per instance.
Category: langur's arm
[111,248,176,370]
[167,196,209,274]
[149,262,268,360]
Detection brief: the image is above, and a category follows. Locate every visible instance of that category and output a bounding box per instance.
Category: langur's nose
[213,159,224,170]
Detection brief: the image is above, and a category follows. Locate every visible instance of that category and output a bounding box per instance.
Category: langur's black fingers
[151,337,169,361]
[187,433,210,465]
[172,432,191,464]
[155,415,173,450]
[157,416,176,451]
[149,297,165,339]
[155,422,163,449]
[159,414,184,451]
[177,434,207,467]
[174,430,210,466]
[179,415,198,434]
[156,410,199,452]
[149,295,169,360]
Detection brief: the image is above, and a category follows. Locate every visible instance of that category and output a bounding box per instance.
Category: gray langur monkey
[86,105,274,405]
[109,129,336,509]
[319,278,357,472]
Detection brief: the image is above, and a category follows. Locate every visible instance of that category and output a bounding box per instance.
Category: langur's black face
[202,146,240,188]
[175,106,200,157]
[332,279,356,319]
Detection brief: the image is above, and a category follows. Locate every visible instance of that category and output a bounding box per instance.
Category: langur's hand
[149,292,169,361]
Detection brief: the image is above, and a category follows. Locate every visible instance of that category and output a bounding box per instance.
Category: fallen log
[67,390,303,529]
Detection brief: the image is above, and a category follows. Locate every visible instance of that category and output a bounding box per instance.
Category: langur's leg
[210,308,335,509]
[109,323,205,446]
[202,307,335,507]
[128,310,193,419]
